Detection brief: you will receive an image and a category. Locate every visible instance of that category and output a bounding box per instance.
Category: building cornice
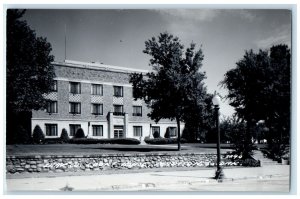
[52,60,149,74]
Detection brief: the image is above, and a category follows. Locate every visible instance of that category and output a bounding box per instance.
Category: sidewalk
[6,164,290,192]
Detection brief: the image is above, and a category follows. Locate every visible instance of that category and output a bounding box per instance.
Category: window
[50,80,57,91]
[92,103,103,115]
[45,124,57,136]
[91,84,103,95]
[92,125,103,136]
[169,127,177,137]
[69,102,81,114]
[69,82,81,94]
[152,126,160,136]
[133,126,143,137]
[133,106,142,116]
[113,86,123,97]
[47,101,57,113]
[113,105,124,115]
[69,124,81,136]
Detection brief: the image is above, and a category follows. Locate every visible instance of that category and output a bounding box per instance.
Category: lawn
[6,143,237,156]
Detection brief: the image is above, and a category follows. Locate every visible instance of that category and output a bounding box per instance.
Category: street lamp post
[212,93,224,181]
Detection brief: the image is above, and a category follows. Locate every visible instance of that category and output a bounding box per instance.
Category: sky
[21,9,291,118]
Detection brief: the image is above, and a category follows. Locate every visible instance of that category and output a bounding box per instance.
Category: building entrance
[114,125,124,138]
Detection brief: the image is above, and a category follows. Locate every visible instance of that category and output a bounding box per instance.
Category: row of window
[47,101,142,116]
[51,81,124,97]
[45,124,143,137]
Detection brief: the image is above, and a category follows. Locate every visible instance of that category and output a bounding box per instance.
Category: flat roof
[52,60,149,74]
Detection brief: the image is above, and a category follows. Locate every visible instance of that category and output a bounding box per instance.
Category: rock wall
[6,153,242,174]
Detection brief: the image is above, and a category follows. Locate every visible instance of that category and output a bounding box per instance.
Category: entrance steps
[253,150,280,166]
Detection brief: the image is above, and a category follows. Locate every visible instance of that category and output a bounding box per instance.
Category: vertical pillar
[108,112,114,139]
[124,113,128,138]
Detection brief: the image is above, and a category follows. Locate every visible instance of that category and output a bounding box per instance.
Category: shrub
[32,125,45,144]
[153,131,160,138]
[60,128,69,143]
[164,128,170,138]
[240,158,261,167]
[69,138,141,145]
[75,128,85,138]
[144,137,187,145]
[44,138,63,144]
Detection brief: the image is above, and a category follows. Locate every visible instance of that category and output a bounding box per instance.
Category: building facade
[32,60,184,140]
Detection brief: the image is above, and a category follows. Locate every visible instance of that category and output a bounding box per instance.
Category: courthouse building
[31,60,184,140]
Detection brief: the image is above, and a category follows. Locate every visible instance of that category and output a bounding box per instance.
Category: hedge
[144,137,187,145]
[69,138,141,145]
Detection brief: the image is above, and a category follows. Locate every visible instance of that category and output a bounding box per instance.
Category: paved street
[6,165,290,192]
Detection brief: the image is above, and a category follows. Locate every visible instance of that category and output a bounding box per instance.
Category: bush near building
[32,125,45,144]
[144,137,187,145]
[69,138,141,145]
[60,128,69,143]
[75,128,85,138]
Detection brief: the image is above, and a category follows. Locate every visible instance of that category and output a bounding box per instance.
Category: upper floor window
[113,86,123,97]
[91,84,103,95]
[91,103,103,115]
[70,82,81,94]
[50,80,57,92]
[92,125,103,136]
[133,106,142,116]
[113,105,124,116]
[69,102,81,114]
[47,101,57,113]
[45,124,57,136]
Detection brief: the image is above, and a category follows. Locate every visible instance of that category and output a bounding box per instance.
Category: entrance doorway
[114,125,124,138]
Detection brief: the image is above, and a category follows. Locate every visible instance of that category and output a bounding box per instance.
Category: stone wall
[6,153,242,174]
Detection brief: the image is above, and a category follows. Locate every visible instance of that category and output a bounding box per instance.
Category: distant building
[32,60,184,140]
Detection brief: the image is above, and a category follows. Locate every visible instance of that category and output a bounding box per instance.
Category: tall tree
[130,32,207,150]
[7,9,55,144]
[221,44,291,157]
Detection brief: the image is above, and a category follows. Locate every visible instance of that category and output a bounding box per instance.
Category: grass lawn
[6,143,238,156]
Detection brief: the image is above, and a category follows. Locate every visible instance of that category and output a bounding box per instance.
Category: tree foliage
[221,44,291,157]
[130,32,208,150]
[6,9,55,144]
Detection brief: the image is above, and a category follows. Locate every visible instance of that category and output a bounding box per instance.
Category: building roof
[52,60,149,74]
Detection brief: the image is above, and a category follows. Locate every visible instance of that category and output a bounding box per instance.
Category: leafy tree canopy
[7,9,55,112]
[130,32,208,149]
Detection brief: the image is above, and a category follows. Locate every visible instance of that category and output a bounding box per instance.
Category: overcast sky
[22,9,291,118]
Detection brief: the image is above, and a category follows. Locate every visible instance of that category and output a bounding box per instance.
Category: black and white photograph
[3,2,296,195]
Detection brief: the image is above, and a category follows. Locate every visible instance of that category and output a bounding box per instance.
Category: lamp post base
[215,167,224,182]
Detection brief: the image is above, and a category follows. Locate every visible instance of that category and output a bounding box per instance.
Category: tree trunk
[176,117,181,151]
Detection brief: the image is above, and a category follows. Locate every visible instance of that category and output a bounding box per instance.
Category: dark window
[69,124,81,136]
[92,104,103,115]
[113,86,123,97]
[91,84,103,95]
[47,101,57,113]
[152,126,160,136]
[133,106,142,116]
[133,126,142,137]
[92,125,103,136]
[45,124,57,136]
[50,80,57,91]
[69,82,81,94]
[69,102,81,114]
[169,127,177,137]
[113,105,124,115]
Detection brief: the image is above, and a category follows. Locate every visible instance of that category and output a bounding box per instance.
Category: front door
[114,125,124,138]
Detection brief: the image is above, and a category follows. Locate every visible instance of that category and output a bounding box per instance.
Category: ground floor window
[152,126,160,137]
[169,127,177,137]
[92,125,103,136]
[69,124,81,136]
[133,126,143,137]
[45,124,57,136]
